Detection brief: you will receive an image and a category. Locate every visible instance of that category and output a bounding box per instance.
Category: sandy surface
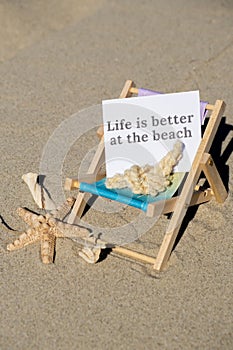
[0,0,232,349]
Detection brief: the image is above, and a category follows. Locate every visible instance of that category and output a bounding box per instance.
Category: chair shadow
[82,195,98,217]
[172,116,232,253]
[98,248,112,262]
[209,116,233,191]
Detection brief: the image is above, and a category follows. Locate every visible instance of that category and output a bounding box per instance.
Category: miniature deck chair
[65,80,227,271]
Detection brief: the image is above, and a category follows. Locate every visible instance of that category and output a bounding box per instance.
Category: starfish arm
[53,220,90,239]
[7,228,41,251]
[40,227,56,264]
[16,208,45,228]
[50,197,75,221]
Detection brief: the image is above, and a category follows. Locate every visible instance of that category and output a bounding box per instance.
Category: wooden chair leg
[67,192,90,224]
[67,139,105,224]
[67,80,135,224]
[153,100,226,271]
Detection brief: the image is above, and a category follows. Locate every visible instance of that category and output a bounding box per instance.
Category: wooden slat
[97,125,104,139]
[67,192,90,224]
[64,178,80,191]
[119,80,134,98]
[146,188,213,217]
[129,86,138,95]
[206,104,215,110]
[153,100,226,271]
[64,172,106,191]
[67,139,104,224]
[112,246,156,265]
[87,136,105,175]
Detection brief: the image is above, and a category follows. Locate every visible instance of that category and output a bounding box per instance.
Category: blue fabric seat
[79,173,185,212]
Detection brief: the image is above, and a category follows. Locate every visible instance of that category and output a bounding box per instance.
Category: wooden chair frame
[66,80,227,271]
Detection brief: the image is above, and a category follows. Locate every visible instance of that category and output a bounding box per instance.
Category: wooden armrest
[65,172,106,191]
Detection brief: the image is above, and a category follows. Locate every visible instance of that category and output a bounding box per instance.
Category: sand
[0,0,232,349]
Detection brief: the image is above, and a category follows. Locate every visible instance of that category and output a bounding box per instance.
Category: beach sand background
[0,1,232,349]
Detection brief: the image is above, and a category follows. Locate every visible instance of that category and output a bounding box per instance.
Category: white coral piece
[106,140,183,196]
[78,246,101,264]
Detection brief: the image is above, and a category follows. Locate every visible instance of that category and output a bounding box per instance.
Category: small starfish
[7,197,102,264]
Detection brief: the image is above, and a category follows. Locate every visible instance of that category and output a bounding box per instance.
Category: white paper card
[102,91,201,178]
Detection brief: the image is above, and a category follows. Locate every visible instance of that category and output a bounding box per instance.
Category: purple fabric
[138,88,208,123]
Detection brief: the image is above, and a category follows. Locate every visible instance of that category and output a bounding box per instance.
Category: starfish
[7,197,103,264]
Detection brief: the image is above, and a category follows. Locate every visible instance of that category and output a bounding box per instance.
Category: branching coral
[106,140,183,196]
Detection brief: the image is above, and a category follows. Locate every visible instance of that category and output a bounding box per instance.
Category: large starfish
[7,197,103,264]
